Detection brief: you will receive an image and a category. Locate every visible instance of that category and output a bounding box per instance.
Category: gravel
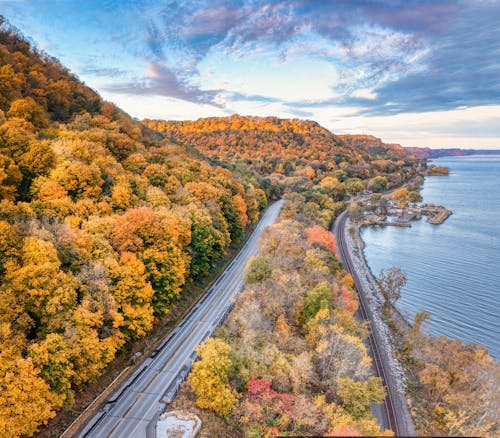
[343,218,416,436]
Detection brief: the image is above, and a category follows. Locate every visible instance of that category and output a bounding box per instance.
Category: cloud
[105,63,223,106]
[225,91,283,104]
[126,0,443,113]
[79,66,128,78]
[353,1,500,114]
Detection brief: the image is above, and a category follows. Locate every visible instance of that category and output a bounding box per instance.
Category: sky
[1,0,500,149]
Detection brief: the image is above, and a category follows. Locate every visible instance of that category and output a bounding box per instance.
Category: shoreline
[342,218,412,380]
[354,223,414,330]
[334,211,416,436]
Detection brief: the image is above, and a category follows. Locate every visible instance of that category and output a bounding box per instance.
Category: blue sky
[2,0,500,148]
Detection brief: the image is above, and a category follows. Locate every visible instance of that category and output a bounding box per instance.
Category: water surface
[361,155,500,359]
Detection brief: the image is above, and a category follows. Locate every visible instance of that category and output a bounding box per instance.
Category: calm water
[361,155,500,359]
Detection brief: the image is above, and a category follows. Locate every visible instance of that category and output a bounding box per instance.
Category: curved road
[333,210,416,436]
[77,200,283,438]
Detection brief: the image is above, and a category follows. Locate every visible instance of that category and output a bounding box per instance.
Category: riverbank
[334,212,416,436]
[343,217,412,372]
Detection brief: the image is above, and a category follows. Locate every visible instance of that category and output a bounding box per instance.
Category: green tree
[368,176,388,193]
[189,208,225,278]
[245,255,273,284]
[301,282,331,323]
[345,178,365,195]
[320,176,346,200]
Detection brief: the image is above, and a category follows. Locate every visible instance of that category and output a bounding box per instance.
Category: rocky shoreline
[343,218,411,395]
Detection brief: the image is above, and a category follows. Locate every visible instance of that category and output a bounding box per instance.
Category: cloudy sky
[2,0,500,148]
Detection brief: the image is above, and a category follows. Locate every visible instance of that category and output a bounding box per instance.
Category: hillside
[338,134,407,158]
[0,18,266,437]
[145,116,419,195]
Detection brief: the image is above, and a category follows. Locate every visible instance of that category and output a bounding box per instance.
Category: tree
[305,225,337,256]
[142,246,189,316]
[238,377,296,434]
[390,187,410,208]
[111,175,135,210]
[408,190,422,203]
[189,208,226,278]
[407,310,430,350]
[0,154,22,200]
[345,178,364,195]
[319,177,346,201]
[27,333,75,409]
[55,162,103,200]
[0,65,23,111]
[245,255,273,284]
[189,338,239,416]
[0,354,57,437]
[109,252,154,339]
[367,176,388,193]
[417,337,499,437]
[7,97,48,128]
[3,237,77,334]
[347,202,364,222]
[301,282,331,323]
[337,377,385,419]
[232,194,248,228]
[377,267,407,312]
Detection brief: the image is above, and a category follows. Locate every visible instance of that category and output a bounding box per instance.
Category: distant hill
[405,147,500,158]
[145,116,418,192]
[337,134,408,158]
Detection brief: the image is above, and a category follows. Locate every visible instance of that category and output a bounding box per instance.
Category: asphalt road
[77,200,283,438]
[333,210,416,436]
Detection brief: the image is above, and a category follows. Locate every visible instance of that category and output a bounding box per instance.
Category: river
[360,155,500,359]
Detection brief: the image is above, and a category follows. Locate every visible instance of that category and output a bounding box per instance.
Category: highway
[76,200,283,438]
[333,210,415,436]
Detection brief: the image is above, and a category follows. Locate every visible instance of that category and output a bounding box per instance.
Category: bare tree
[377,267,407,312]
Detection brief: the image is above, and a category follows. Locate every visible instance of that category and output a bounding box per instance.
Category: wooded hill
[0,18,266,436]
[145,116,419,196]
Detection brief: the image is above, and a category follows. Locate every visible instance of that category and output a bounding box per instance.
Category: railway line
[333,210,415,436]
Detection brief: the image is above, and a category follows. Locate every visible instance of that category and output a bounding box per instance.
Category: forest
[0,18,265,436]
[173,190,499,438]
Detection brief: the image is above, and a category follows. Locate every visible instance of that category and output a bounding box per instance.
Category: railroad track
[334,211,402,435]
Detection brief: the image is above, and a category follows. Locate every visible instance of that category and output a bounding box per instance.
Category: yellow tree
[0,324,57,437]
[27,333,75,409]
[7,97,48,128]
[108,252,155,339]
[189,338,239,416]
[4,237,77,334]
[111,175,135,210]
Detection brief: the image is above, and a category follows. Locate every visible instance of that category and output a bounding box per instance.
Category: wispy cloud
[79,66,128,78]
[105,63,223,106]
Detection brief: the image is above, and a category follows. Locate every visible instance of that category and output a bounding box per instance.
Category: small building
[156,410,201,438]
